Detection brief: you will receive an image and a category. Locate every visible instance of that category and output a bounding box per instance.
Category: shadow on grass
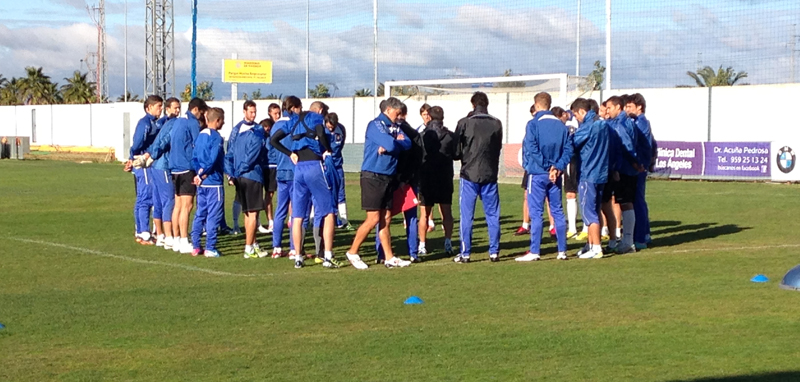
[667,371,800,382]
[651,223,751,248]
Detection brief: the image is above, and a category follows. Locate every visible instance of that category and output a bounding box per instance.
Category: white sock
[549,224,554,231]
[338,203,348,224]
[616,227,622,239]
[418,241,426,250]
[324,250,333,260]
[621,210,635,248]
[232,201,242,228]
[245,245,253,254]
[181,237,189,246]
[428,219,435,227]
[591,244,602,253]
[268,219,274,228]
[522,222,529,230]
[566,199,577,232]
[601,226,609,236]
[582,224,589,233]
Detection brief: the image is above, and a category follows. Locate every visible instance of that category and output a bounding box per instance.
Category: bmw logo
[777,146,796,174]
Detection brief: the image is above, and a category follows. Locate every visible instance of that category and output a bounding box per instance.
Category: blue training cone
[0,323,5,329]
[751,274,769,283]
[404,296,424,305]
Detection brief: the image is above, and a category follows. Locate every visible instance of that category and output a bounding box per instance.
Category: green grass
[2,160,800,381]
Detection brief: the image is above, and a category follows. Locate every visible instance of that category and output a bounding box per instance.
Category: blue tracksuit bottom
[151,168,174,222]
[527,174,567,254]
[133,167,153,235]
[459,179,500,256]
[191,186,224,251]
[634,172,650,243]
[273,180,295,251]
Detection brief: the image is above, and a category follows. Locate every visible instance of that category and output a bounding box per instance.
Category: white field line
[9,237,265,278]
[9,237,800,275]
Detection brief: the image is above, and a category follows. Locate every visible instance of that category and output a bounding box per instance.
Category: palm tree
[117,90,140,102]
[308,83,330,98]
[61,71,96,104]
[19,66,58,104]
[0,77,22,105]
[354,88,372,97]
[687,66,748,87]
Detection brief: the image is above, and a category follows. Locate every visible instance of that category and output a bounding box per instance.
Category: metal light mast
[145,0,175,98]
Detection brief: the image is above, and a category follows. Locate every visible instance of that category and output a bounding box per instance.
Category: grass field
[2,160,800,381]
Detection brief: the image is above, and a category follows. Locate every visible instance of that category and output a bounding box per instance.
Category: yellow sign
[222,59,273,84]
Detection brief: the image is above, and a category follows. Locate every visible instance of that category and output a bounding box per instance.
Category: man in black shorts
[231,116,267,258]
[604,96,644,254]
[345,97,412,269]
[259,118,277,233]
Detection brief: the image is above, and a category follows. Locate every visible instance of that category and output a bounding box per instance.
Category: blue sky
[2,0,799,100]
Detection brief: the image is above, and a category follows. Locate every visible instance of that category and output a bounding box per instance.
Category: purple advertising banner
[703,142,771,178]
[653,141,704,176]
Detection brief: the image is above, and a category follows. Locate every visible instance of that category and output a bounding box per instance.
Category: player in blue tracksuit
[270,97,338,269]
[145,97,181,250]
[190,108,226,258]
[625,93,652,249]
[570,98,610,259]
[345,97,412,270]
[127,95,163,245]
[604,96,643,254]
[170,98,208,254]
[516,93,573,262]
[264,100,301,259]
[325,112,350,228]
[452,92,504,263]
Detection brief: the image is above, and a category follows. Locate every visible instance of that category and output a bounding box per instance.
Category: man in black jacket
[375,104,425,262]
[453,92,503,263]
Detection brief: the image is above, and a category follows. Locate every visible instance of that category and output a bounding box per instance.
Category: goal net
[385,74,595,179]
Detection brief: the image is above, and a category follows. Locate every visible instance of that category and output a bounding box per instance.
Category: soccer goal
[385,73,595,110]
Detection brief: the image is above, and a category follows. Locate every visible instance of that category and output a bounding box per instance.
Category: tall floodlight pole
[146,0,175,98]
[305,0,309,99]
[605,0,611,90]
[191,0,197,98]
[576,0,581,76]
[373,0,378,113]
[124,0,127,101]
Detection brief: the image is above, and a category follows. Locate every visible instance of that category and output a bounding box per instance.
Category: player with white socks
[515,92,571,262]
[605,96,644,254]
[569,99,611,259]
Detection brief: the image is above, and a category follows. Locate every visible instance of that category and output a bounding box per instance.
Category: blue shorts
[579,181,604,226]
[292,160,335,219]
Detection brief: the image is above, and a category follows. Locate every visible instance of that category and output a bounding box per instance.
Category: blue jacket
[522,110,573,175]
[608,112,639,176]
[361,113,411,175]
[130,113,159,160]
[266,130,281,168]
[169,111,202,174]
[272,114,296,181]
[572,110,609,184]
[224,119,255,178]
[148,116,178,171]
[232,126,265,184]
[328,123,346,169]
[633,114,653,169]
[192,128,225,186]
[289,112,326,156]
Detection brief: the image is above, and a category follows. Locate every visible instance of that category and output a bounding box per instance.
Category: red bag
[391,184,419,216]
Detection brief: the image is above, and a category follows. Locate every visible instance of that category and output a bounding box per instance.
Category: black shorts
[419,180,453,206]
[520,172,529,189]
[360,171,394,211]
[173,171,197,196]
[263,168,278,193]
[613,174,637,204]
[235,178,265,212]
[602,180,616,203]
[564,159,579,193]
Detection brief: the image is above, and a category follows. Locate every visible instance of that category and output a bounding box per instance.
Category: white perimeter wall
[2,83,799,161]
